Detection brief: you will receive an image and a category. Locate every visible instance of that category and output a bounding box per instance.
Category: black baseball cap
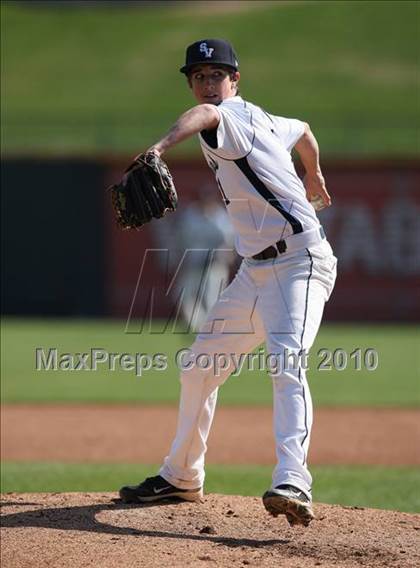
[180,39,239,75]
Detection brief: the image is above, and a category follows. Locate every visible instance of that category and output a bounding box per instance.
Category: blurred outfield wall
[2,157,419,322]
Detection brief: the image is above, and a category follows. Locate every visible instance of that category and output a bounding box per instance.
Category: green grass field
[2,1,418,156]
[1,319,419,406]
[2,319,419,510]
[2,462,419,513]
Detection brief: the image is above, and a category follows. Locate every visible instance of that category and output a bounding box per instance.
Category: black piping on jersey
[298,248,313,464]
[259,106,276,134]
[233,156,303,234]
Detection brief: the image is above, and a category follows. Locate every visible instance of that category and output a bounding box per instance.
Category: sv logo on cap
[200,42,214,58]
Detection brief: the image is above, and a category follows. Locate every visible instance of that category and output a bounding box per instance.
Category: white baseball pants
[159,239,337,499]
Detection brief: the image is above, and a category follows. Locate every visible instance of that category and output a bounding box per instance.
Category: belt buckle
[263,246,277,260]
[252,240,287,261]
[276,240,287,254]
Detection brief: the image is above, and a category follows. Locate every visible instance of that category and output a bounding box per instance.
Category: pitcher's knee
[178,348,234,387]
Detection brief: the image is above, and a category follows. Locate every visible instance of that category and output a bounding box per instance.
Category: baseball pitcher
[118,39,337,527]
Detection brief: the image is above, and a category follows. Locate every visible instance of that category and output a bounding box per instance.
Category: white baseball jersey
[159,97,337,502]
[198,95,321,257]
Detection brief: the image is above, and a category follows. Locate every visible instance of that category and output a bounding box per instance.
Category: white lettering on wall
[319,198,420,275]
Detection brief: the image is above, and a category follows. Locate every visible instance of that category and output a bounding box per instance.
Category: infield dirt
[2,404,419,465]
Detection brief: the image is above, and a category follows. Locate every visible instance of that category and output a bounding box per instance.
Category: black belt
[252,240,287,260]
[252,227,326,261]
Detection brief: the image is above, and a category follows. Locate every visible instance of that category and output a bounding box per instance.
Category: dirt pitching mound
[1,493,419,568]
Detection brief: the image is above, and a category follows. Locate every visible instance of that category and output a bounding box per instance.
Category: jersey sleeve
[206,103,254,159]
[270,115,306,152]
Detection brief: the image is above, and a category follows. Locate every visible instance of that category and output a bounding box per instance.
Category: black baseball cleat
[119,475,203,503]
[262,484,315,527]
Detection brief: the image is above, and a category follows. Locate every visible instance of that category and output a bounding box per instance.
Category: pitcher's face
[188,65,240,105]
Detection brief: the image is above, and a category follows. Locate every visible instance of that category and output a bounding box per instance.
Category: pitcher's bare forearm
[294,123,322,176]
[150,105,220,155]
[295,123,331,208]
